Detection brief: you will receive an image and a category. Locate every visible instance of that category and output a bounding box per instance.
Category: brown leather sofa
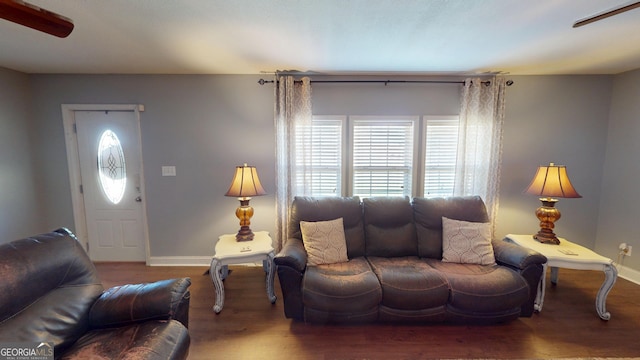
[275,196,547,324]
[0,228,191,359]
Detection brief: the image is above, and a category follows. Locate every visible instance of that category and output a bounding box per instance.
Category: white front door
[73,109,147,261]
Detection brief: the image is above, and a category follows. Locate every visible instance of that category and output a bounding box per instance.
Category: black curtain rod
[257,78,513,86]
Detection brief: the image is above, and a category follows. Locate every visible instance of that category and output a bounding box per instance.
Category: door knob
[135,196,142,202]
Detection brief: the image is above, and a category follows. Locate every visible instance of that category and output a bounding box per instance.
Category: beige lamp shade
[225,164,266,198]
[525,163,581,199]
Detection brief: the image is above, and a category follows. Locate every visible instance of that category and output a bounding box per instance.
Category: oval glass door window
[97,129,126,204]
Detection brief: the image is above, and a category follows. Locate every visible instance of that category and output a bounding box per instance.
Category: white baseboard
[615,263,640,285]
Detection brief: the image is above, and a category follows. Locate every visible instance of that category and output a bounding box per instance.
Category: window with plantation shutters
[293,115,460,198]
[351,118,416,198]
[295,117,343,196]
[423,116,459,197]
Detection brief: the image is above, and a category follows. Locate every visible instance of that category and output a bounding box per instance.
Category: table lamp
[225,164,266,241]
[524,163,581,245]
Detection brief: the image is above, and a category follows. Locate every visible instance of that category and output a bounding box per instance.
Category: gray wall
[3,70,635,271]
[596,68,640,267]
[311,75,612,250]
[497,75,612,248]
[0,68,45,240]
[312,79,461,116]
[28,75,275,257]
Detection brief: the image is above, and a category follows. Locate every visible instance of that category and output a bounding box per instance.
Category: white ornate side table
[506,234,617,320]
[210,231,277,314]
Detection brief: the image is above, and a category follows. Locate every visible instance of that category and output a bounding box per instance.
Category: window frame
[295,115,347,197]
[348,116,419,198]
[421,115,460,198]
[299,115,459,198]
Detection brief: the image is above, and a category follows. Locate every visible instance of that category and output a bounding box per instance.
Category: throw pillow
[300,217,348,266]
[441,217,495,265]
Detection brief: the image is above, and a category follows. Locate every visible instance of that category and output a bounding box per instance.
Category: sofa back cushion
[413,196,490,259]
[363,197,417,257]
[0,228,104,351]
[289,196,366,258]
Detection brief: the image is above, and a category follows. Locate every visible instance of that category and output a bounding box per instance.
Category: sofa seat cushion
[302,257,382,314]
[426,259,529,313]
[61,320,190,360]
[367,256,449,310]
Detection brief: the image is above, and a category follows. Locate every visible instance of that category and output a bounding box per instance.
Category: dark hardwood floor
[94,263,640,359]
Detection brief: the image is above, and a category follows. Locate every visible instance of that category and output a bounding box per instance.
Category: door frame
[61,104,150,263]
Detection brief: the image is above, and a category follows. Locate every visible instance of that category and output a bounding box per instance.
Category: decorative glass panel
[97,130,126,204]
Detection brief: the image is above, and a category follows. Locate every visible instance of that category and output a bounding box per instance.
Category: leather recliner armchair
[0,228,191,360]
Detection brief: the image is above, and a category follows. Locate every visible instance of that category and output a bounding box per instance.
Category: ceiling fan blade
[573,1,640,28]
[0,0,73,38]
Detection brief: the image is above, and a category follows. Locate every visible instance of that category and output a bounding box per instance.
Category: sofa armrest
[492,239,547,270]
[273,238,307,320]
[89,278,191,329]
[493,239,547,317]
[274,238,307,272]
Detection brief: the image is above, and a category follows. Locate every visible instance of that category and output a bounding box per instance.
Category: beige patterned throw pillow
[441,217,495,265]
[300,217,348,266]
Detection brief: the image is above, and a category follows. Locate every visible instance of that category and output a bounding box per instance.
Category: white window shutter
[295,118,342,196]
[352,119,414,198]
[424,117,459,198]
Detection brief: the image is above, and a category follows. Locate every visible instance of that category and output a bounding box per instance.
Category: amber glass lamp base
[234,198,255,242]
[533,198,561,245]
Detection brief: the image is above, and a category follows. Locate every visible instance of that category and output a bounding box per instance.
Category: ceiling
[1,0,640,75]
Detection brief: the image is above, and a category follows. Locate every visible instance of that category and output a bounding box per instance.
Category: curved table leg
[210,257,225,314]
[596,263,618,321]
[534,263,547,312]
[265,252,277,304]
